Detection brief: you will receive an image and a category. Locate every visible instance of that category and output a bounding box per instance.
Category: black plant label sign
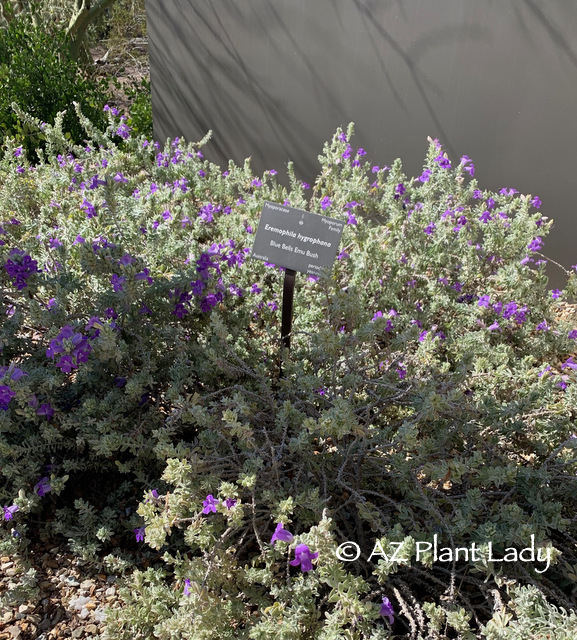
[251,201,344,277]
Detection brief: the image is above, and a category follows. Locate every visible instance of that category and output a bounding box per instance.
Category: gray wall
[146,0,577,286]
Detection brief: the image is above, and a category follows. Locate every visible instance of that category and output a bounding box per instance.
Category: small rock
[26,613,42,624]
[5,567,18,577]
[71,628,83,638]
[80,579,94,590]
[44,558,59,569]
[85,602,96,611]
[63,577,80,587]
[1,561,14,569]
[79,608,90,620]
[0,556,10,562]
[85,624,98,634]
[6,625,21,639]
[38,618,51,631]
[97,574,106,581]
[2,612,12,623]
[40,581,52,590]
[105,586,116,597]
[106,575,117,583]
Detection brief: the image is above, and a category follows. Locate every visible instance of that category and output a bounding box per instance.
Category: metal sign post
[281,268,296,350]
[251,201,344,373]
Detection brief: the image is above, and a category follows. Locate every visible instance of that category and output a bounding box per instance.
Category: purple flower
[111,274,126,292]
[114,172,128,183]
[396,367,407,380]
[34,477,52,497]
[202,494,219,514]
[478,295,490,307]
[424,222,436,235]
[37,403,54,420]
[134,526,145,542]
[531,196,542,208]
[551,289,562,299]
[435,154,451,169]
[569,330,577,339]
[184,578,192,596]
[418,168,432,183]
[3,251,41,290]
[224,498,237,510]
[394,183,406,197]
[73,235,85,245]
[372,311,383,322]
[251,178,262,187]
[460,155,475,176]
[321,196,332,210]
[419,330,428,342]
[528,237,543,252]
[562,357,577,370]
[538,366,552,377]
[116,123,131,139]
[0,386,16,411]
[487,321,500,331]
[3,505,19,521]
[379,597,395,624]
[290,543,318,572]
[271,523,294,546]
[135,268,153,285]
[479,211,492,224]
[347,212,358,226]
[14,146,23,157]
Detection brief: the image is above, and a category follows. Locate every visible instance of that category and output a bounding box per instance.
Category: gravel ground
[1,543,124,639]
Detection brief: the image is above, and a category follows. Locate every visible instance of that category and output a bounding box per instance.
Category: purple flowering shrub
[2,113,577,637]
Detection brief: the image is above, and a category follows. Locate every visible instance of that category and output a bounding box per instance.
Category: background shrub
[0,16,108,159]
[1,109,577,638]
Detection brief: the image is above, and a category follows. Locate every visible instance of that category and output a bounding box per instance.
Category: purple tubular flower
[184,578,192,596]
[202,494,219,514]
[418,168,432,183]
[116,123,131,139]
[224,498,237,510]
[321,196,332,210]
[0,386,16,411]
[3,250,41,290]
[111,274,126,292]
[37,403,54,420]
[271,522,294,546]
[290,544,318,572]
[562,357,577,370]
[134,526,145,542]
[380,597,395,624]
[528,237,543,252]
[34,477,52,497]
[3,505,19,521]
[135,268,153,285]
